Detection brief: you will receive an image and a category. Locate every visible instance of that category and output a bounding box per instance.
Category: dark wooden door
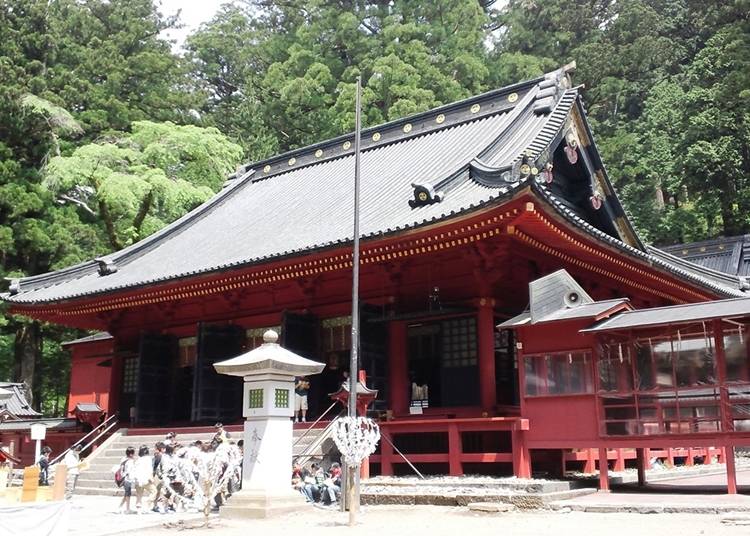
[191,323,244,423]
[281,311,320,414]
[495,327,518,405]
[439,316,480,407]
[135,334,176,425]
[361,304,388,414]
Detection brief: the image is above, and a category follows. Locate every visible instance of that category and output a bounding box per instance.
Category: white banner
[0,501,70,536]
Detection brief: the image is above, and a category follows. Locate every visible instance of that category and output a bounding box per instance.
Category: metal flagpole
[347,75,363,526]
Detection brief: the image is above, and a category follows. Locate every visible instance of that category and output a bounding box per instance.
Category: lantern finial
[263,329,279,344]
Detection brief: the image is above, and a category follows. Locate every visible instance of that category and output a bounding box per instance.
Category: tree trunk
[13,321,42,410]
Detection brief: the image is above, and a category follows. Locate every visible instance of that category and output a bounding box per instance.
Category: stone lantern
[213,329,324,518]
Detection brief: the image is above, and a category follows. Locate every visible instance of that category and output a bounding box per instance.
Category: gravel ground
[116,505,750,536]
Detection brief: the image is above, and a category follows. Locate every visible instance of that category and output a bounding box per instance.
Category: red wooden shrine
[3,66,749,490]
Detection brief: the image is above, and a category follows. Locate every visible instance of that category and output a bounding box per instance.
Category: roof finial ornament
[95,257,118,276]
[409,181,444,208]
[263,329,279,344]
[8,279,20,296]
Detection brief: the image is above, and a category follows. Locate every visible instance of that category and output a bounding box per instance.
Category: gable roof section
[0,383,41,419]
[583,297,750,332]
[661,235,750,278]
[2,67,747,306]
[3,69,580,305]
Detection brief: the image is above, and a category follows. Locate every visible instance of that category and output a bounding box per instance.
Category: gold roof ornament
[508,92,518,103]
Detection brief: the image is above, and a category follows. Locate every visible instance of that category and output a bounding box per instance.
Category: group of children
[292,461,342,508]
[36,443,84,498]
[114,424,243,515]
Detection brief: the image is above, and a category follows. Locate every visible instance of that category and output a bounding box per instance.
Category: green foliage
[44,121,243,250]
[1,0,750,415]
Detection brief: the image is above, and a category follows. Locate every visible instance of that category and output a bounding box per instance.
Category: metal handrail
[293,401,339,448]
[294,411,345,467]
[381,432,425,479]
[50,414,118,465]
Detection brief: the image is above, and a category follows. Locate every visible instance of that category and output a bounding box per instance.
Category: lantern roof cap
[214,329,324,377]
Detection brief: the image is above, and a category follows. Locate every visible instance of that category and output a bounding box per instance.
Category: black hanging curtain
[135,333,176,425]
[191,323,244,423]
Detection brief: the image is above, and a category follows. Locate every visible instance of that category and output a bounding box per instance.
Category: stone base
[221,488,307,519]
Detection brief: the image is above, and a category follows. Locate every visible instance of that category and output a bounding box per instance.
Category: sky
[158,0,227,50]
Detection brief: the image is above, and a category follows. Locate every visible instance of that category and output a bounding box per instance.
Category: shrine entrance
[407,316,480,409]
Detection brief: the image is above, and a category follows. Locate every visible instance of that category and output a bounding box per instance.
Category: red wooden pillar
[584,448,596,474]
[726,445,738,494]
[667,447,675,467]
[108,351,123,418]
[388,321,408,416]
[636,448,647,487]
[360,457,370,479]
[477,299,496,413]
[614,448,625,472]
[713,319,732,434]
[512,430,531,479]
[448,424,462,476]
[686,448,694,466]
[380,430,394,476]
[598,447,610,492]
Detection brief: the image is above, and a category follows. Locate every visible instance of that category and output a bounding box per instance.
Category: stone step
[74,486,121,497]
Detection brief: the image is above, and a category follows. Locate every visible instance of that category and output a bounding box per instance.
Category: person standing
[37,446,52,486]
[63,444,83,499]
[117,447,136,514]
[294,376,310,423]
[134,445,155,513]
[151,442,166,512]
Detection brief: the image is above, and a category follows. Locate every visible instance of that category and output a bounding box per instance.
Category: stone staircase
[74,425,336,497]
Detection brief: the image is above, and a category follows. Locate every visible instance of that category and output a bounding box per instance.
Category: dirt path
[118,505,749,536]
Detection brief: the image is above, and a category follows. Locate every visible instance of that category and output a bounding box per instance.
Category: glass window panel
[524,357,543,396]
[525,352,593,396]
[634,342,656,390]
[724,327,750,382]
[673,331,716,387]
[651,339,674,388]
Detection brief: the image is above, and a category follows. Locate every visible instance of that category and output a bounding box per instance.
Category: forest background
[0,0,748,415]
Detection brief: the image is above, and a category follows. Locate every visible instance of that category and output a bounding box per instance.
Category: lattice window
[248,388,264,409]
[322,316,352,352]
[441,317,477,367]
[275,388,289,408]
[122,358,138,393]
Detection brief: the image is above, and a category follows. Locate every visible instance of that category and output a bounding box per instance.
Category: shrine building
[4,66,750,489]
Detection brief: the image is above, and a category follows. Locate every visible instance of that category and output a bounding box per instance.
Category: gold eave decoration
[508,93,518,103]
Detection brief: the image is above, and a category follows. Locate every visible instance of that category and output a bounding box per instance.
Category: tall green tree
[44,121,243,250]
[0,0,200,413]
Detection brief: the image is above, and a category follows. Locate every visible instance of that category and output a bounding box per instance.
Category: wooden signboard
[21,465,40,502]
[52,464,67,501]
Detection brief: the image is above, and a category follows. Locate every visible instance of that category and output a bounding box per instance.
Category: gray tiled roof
[0,383,41,418]
[498,299,630,328]
[2,68,747,306]
[535,185,748,298]
[0,418,75,432]
[582,297,750,332]
[61,332,113,347]
[3,70,581,304]
[661,235,750,278]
